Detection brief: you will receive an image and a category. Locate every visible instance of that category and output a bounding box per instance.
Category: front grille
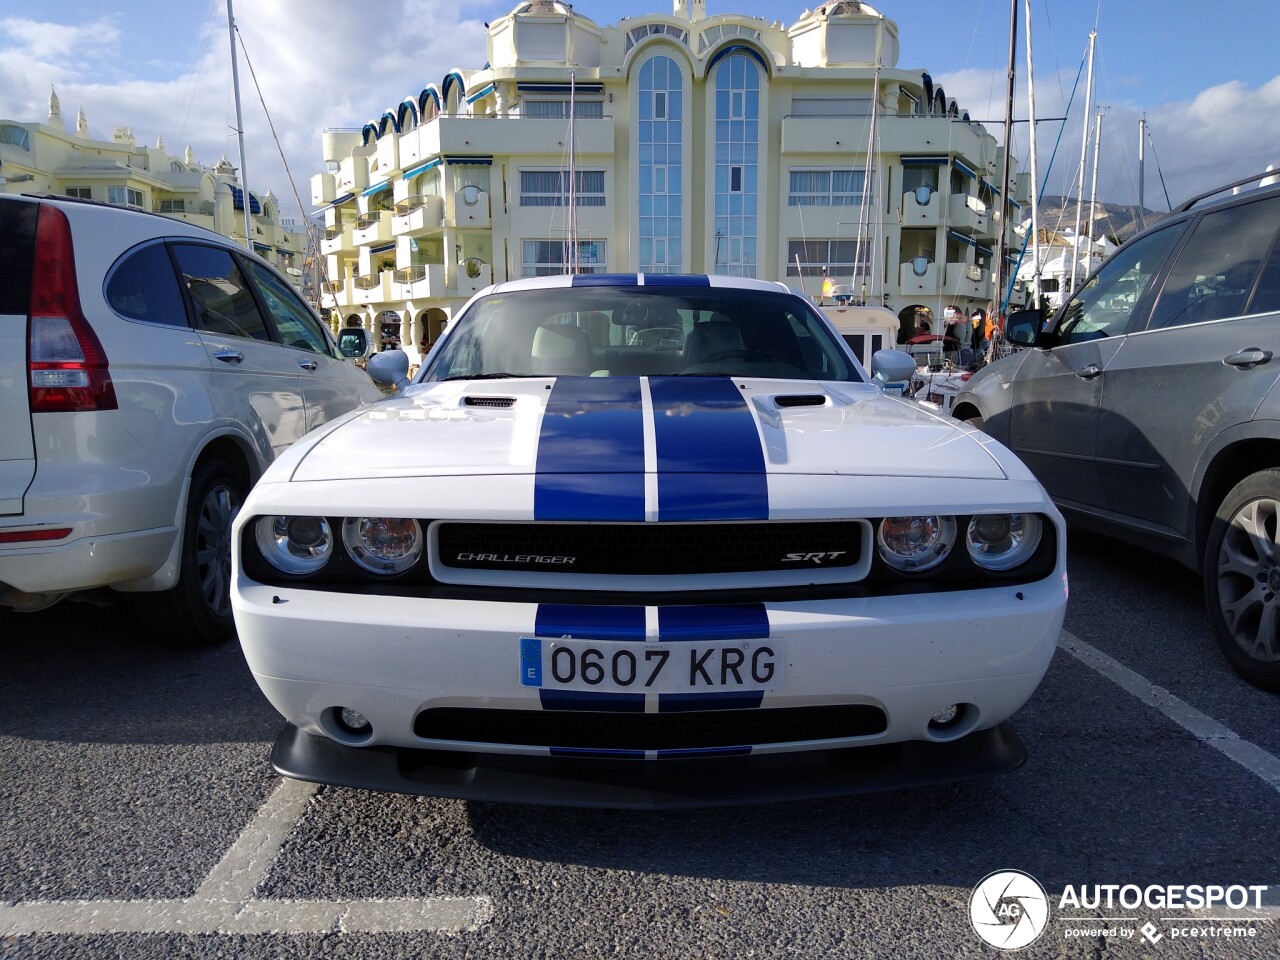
[414,704,887,751]
[437,521,863,575]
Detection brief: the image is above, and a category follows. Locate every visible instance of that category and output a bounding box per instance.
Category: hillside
[1028,195,1168,244]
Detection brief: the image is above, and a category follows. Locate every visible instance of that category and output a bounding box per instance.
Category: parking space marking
[1059,630,1280,794]
[0,777,493,936]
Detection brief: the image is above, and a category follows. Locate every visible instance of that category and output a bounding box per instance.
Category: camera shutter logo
[970,870,1050,950]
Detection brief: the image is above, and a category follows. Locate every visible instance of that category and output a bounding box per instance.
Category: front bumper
[272,719,1028,809]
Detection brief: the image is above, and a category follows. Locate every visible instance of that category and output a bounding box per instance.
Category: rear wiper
[437,372,523,381]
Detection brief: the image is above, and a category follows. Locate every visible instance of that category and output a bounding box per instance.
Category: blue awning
[369,242,395,254]
[401,158,442,180]
[230,185,261,214]
[314,191,354,212]
[517,82,604,94]
[443,155,493,166]
[362,179,391,198]
[952,159,977,179]
[980,177,1001,195]
[975,243,994,257]
[465,83,495,104]
[901,156,948,165]
[252,242,271,252]
[948,230,978,247]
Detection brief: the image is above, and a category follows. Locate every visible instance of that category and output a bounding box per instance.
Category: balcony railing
[394,195,433,215]
[322,225,345,241]
[355,213,383,230]
[394,265,429,284]
[354,273,382,290]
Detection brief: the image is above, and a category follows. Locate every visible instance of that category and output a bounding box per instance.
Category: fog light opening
[338,707,371,734]
[324,705,374,744]
[931,704,959,726]
[926,702,979,741]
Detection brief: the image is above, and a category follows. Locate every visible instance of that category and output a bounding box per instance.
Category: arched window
[637,55,683,273]
[0,124,31,150]
[712,53,760,277]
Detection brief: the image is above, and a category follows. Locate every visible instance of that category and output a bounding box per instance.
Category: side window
[244,259,333,355]
[172,244,270,341]
[1148,195,1280,330]
[1054,224,1180,345]
[105,243,188,326]
[1248,240,1280,315]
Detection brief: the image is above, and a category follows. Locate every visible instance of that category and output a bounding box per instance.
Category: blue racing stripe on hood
[657,604,769,642]
[570,273,638,286]
[648,377,768,521]
[535,377,646,521]
[536,604,646,641]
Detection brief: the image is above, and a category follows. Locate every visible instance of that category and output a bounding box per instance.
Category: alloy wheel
[1214,496,1280,663]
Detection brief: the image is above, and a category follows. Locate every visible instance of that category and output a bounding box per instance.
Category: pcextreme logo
[970,870,1050,950]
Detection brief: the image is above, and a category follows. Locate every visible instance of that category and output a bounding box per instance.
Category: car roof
[486,273,797,296]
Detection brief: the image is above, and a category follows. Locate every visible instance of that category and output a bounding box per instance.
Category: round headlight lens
[255,515,334,575]
[342,517,423,575]
[966,513,1043,570]
[876,515,956,572]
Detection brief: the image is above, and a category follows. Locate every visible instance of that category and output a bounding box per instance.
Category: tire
[137,459,245,647]
[1203,469,1280,691]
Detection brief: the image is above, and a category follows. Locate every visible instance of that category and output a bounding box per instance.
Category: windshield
[421,286,863,382]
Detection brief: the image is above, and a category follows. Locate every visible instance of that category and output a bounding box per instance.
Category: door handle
[1224,348,1272,369]
[1075,363,1102,380]
[297,358,319,372]
[214,350,244,364]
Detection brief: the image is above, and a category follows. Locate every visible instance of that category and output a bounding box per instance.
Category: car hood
[288,377,1006,482]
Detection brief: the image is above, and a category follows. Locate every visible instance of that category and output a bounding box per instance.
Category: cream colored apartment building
[0,89,307,282]
[312,0,1030,356]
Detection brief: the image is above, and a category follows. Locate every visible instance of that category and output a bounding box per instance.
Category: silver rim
[1215,496,1280,663]
[195,482,238,619]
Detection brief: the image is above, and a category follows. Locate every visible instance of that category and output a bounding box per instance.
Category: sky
[2,0,1278,225]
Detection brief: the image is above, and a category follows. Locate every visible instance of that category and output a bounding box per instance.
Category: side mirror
[1004,309,1044,347]
[870,349,918,394]
[367,348,411,391]
[337,328,372,360]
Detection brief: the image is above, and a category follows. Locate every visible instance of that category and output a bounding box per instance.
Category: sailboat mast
[1087,109,1103,263]
[993,0,1017,317]
[1070,29,1097,294]
[856,26,883,304]
[568,69,577,274]
[1024,0,1041,304]
[226,0,251,250]
[1137,115,1147,232]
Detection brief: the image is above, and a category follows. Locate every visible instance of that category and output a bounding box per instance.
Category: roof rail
[1173,169,1279,214]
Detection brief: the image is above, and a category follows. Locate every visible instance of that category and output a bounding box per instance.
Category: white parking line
[0,778,493,936]
[1058,629,1280,794]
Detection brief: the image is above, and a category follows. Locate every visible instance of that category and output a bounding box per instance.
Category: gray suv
[953,171,1280,690]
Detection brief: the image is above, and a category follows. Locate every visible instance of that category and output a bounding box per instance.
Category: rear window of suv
[105,242,189,326]
[0,200,37,316]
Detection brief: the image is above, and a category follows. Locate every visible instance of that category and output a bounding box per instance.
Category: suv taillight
[28,205,117,413]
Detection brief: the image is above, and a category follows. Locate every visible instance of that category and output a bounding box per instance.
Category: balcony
[944,262,990,300]
[396,263,446,300]
[454,260,492,297]
[375,134,399,175]
[320,224,353,256]
[948,193,989,233]
[319,277,353,308]
[311,172,335,206]
[416,115,615,159]
[447,189,491,228]
[392,194,444,235]
[353,272,395,305]
[352,211,393,246]
[335,155,369,195]
[899,258,940,297]
[901,187,941,227]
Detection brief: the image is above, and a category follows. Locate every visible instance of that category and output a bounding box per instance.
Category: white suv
[0,195,381,643]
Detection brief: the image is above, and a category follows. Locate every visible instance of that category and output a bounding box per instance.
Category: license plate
[519,637,784,695]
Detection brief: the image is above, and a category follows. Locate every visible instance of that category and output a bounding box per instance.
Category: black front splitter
[270,722,1027,810]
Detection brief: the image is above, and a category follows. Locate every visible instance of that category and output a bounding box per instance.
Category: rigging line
[1146,127,1173,211]
[176,0,220,150]
[232,23,331,300]
[1007,55,1086,302]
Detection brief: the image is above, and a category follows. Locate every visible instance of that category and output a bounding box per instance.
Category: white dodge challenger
[232,274,1067,808]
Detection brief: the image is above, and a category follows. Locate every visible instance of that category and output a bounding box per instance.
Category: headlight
[342,517,423,575]
[255,516,334,575]
[965,513,1043,570]
[876,515,956,572]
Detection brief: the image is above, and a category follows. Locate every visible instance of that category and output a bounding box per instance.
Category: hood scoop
[774,394,827,408]
[463,395,516,408]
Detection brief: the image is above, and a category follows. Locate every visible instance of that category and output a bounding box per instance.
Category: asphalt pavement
[2,525,1278,959]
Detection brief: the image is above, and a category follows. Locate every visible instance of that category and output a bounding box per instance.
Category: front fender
[951,352,1031,446]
